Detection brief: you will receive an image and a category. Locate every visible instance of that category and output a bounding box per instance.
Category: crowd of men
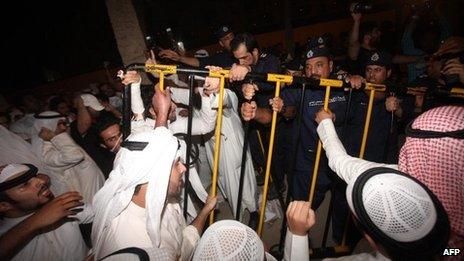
[0,3,463,261]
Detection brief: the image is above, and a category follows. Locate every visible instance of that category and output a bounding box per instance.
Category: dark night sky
[3,0,122,92]
[2,0,398,92]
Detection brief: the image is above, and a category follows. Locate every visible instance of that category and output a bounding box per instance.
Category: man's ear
[0,201,13,213]
[386,69,392,78]
[329,60,334,72]
[219,41,224,48]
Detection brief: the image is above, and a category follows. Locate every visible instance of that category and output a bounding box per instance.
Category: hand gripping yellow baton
[308,79,344,206]
[257,74,293,236]
[208,69,230,225]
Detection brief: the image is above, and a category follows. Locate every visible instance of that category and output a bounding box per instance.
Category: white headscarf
[31,111,65,158]
[92,127,179,258]
[0,125,66,195]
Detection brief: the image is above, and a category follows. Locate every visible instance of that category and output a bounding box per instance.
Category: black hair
[94,113,120,138]
[230,33,259,53]
[141,85,155,119]
[133,184,142,196]
[96,93,110,103]
[49,96,67,112]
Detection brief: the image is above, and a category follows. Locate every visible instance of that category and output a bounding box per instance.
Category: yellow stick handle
[257,81,281,236]
[308,86,331,206]
[359,89,375,159]
[159,72,165,92]
[209,76,225,225]
[256,129,273,183]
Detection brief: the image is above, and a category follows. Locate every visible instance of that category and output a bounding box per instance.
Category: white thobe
[98,201,199,261]
[9,113,35,140]
[0,125,66,195]
[0,205,93,261]
[204,89,258,218]
[41,132,105,203]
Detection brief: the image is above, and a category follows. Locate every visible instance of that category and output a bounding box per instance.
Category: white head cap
[193,220,264,261]
[346,167,449,257]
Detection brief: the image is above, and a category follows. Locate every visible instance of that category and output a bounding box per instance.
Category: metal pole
[340,85,380,247]
[183,74,195,219]
[308,86,332,206]
[236,80,253,221]
[257,81,282,236]
[277,83,307,253]
[358,89,376,159]
[122,84,131,140]
[209,76,226,225]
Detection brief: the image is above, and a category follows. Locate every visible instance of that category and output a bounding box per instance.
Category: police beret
[364,50,392,67]
[305,46,331,60]
[307,36,329,49]
[214,25,233,39]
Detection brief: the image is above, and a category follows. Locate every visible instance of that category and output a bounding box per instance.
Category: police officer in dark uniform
[159,25,236,68]
[346,51,405,163]
[229,32,281,106]
[241,44,352,243]
[228,32,282,218]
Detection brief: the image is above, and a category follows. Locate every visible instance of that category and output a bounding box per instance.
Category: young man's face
[305,56,332,79]
[1,173,54,215]
[219,32,234,52]
[100,123,122,153]
[54,119,69,135]
[233,43,257,66]
[167,157,187,198]
[365,65,390,84]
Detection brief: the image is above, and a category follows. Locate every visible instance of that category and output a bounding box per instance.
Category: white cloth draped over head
[0,125,66,195]
[92,127,179,258]
[31,111,65,158]
[0,164,31,183]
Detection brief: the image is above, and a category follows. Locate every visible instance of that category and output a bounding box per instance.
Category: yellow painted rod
[159,72,165,92]
[256,129,273,183]
[308,86,332,206]
[257,81,282,236]
[209,76,226,225]
[358,89,376,160]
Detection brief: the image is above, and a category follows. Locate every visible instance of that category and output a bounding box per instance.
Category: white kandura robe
[8,113,35,140]
[99,201,199,261]
[41,132,105,203]
[204,89,258,219]
[0,205,94,261]
[0,125,66,195]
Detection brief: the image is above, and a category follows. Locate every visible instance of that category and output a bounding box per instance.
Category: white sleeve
[180,225,200,261]
[130,80,144,115]
[169,92,217,135]
[42,133,85,168]
[284,229,309,261]
[75,203,94,224]
[316,119,398,184]
[170,87,190,105]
